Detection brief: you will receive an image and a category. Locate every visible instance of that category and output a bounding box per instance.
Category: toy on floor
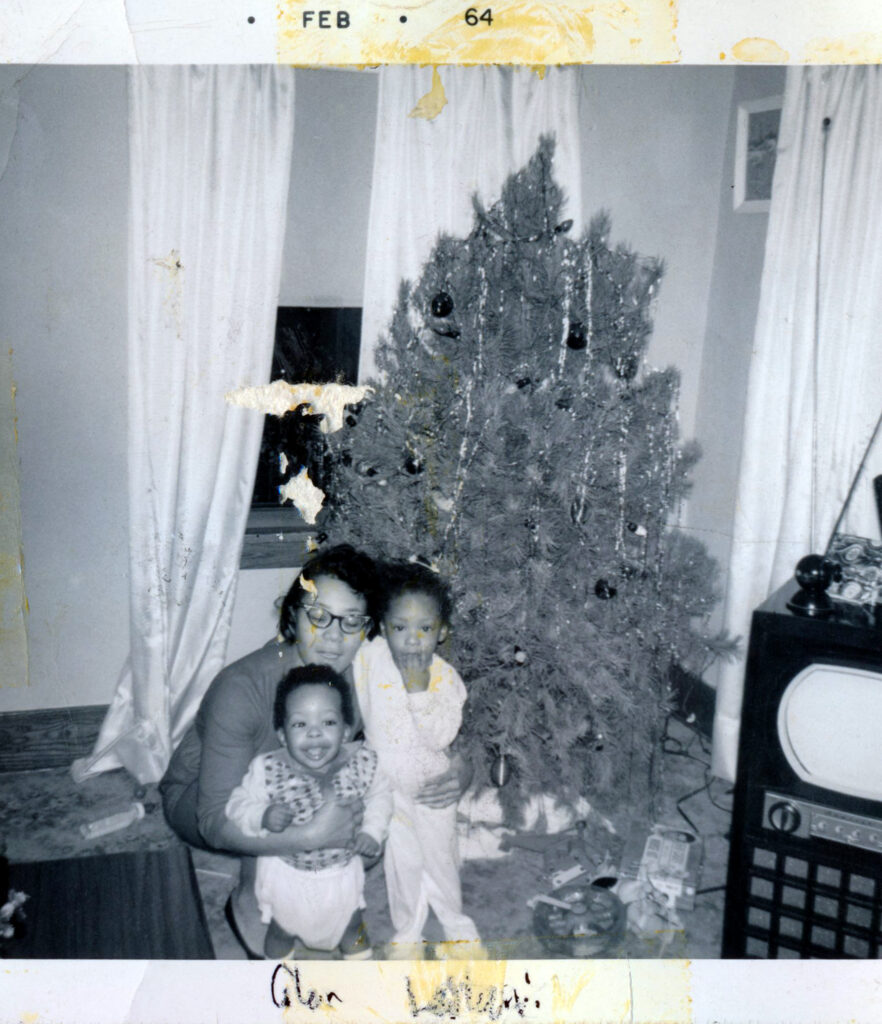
[502,821,628,956]
[529,878,626,956]
[500,818,600,882]
[0,843,28,952]
[616,824,703,953]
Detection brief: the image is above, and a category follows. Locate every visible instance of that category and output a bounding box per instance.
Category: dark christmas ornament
[404,453,424,475]
[430,291,454,318]
[490,752,511,787]
[345,414,358,427]
[516,376,533,391]
[566,322,587,350]
[614,354,639,380]
[594,578,617,600]
[357,461,377,477]
[554,219,574,234]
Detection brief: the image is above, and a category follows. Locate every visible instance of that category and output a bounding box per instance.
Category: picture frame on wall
[734,95,783,212]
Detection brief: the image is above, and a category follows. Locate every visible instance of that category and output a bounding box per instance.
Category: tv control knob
[768,801,801,834]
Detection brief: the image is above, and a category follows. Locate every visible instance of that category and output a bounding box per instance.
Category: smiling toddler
[225,664,391,959]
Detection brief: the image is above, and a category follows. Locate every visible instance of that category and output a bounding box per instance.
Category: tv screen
[777,663,882,803]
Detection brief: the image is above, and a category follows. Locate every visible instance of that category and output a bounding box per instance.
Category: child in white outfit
[226,664,391,959]
[354,561,481,957]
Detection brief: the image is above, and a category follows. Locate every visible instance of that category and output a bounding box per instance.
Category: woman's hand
[415,752,473,808]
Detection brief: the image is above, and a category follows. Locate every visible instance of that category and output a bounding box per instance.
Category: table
[7,846,215,958]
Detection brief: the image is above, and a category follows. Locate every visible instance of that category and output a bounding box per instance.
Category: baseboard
[0,704,108,773]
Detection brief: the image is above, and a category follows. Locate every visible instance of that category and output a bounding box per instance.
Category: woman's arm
[211,798,364,856]
[223,754,365,855]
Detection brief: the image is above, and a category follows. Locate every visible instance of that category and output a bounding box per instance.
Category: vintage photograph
[2,62,882,973]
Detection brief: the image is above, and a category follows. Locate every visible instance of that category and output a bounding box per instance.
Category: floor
[0,717,732,960]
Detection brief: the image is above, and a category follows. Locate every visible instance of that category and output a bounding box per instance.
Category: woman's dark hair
[279,544,379,644]
[378,560,453,625]
[273,664,355,729]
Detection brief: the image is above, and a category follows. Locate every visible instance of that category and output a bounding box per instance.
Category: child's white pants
[384,797,480,944]
[255,855,365,950]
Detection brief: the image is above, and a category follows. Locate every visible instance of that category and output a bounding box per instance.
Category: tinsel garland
[317,137,736,821]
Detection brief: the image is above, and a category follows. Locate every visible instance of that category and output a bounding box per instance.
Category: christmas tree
[317,137,732,820]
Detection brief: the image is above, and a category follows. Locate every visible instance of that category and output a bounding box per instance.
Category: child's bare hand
[352,831,381,858]
[262,803,296,833]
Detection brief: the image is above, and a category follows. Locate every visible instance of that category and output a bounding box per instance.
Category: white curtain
[358,65,582,382]
[73,66,295,784]
[712,66,882,781]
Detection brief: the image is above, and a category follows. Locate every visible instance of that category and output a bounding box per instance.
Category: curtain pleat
[712,66,882,780]
[74,66,295,784]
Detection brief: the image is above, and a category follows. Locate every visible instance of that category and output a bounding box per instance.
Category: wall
[686,66,787,612]
[279,69,378,308]
[578,66,736,443]
[0,65,130,713]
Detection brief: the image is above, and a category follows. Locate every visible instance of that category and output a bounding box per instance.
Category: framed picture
[734,95,783,212]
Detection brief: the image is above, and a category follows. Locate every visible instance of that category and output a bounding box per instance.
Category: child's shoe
[339,912,373,960]
[264,919,297,960]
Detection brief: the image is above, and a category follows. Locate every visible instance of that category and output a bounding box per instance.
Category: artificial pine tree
[318,137,732,821]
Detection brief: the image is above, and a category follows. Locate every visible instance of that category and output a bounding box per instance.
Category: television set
[722,579,882,958]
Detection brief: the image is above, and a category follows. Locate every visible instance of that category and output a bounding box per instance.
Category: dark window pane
[251,307,362,509]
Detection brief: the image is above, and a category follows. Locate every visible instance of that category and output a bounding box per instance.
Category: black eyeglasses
[302,604,371,635]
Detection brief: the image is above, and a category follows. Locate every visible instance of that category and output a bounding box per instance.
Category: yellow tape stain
[731,37,789,62]
[276,0,679,66]
[149,249,184,338]
[0,348,29,689]
[406,958,508,1017]
[551,968,594,1021]
[409,67,447,120]
[21,1014,39,1024]
[803,33,882,63]
[226,380,372,434]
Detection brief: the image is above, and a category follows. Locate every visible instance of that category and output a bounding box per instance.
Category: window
[240,307,361,568]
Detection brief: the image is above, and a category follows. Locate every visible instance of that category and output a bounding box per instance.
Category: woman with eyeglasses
[159,544,390,957]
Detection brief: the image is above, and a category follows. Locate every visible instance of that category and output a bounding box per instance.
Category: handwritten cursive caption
[271,963,542,1020]
[271,963,343,1011]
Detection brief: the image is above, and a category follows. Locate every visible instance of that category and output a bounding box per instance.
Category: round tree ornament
[490,752,511,787]
[430,291,454,318]
[566,322,587,350]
